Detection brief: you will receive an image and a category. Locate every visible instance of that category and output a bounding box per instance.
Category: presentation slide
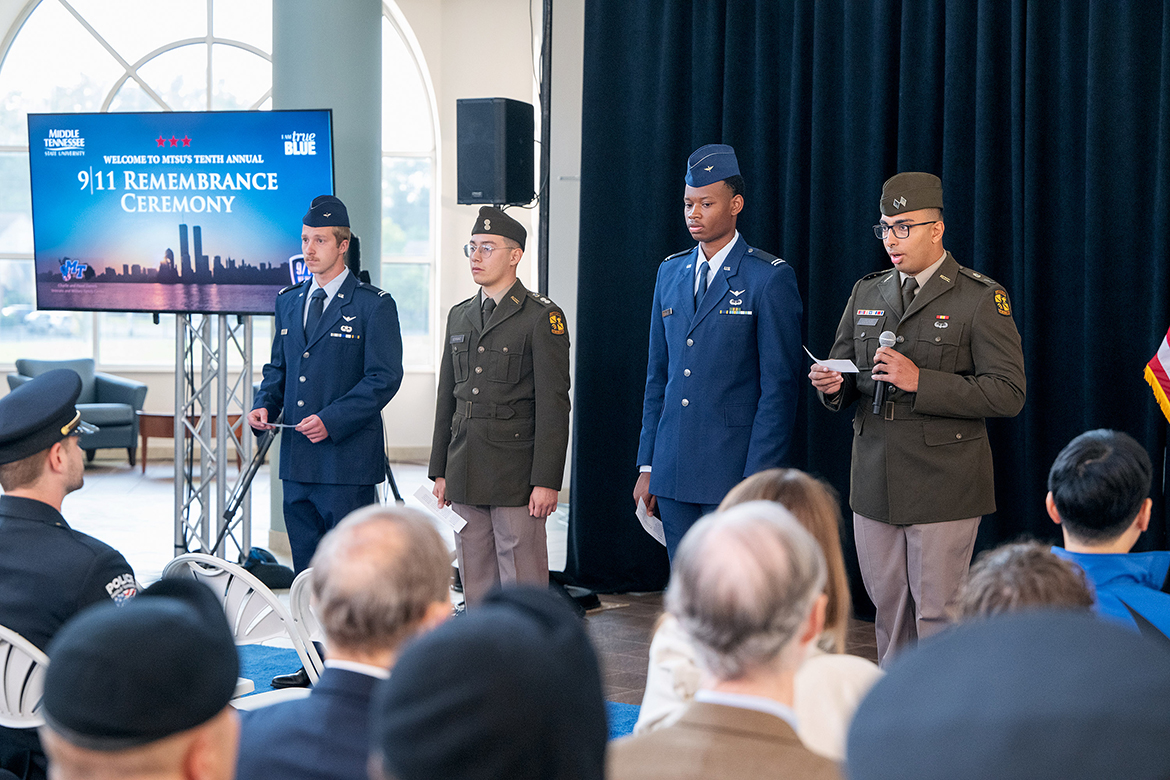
[27,110,333,315]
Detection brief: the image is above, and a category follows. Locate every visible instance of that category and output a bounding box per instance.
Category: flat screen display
[26,110,333,315]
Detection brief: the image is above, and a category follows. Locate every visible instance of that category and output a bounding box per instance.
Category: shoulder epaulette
[356,282,391,297]
[862,269,895,281]
[744,246,785,266]
[527,289,555,307]
[662,249,691,263]
[958,266,998,286]
[277,281,305,295]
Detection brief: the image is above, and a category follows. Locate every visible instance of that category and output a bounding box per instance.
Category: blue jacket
[638,236,803,504]
[254,271,403,485]
[1052,547,1170,639]
[236,667,379,780]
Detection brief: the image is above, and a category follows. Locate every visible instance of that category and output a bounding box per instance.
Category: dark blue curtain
[567,0,1170,599]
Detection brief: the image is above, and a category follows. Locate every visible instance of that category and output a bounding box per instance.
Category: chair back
[288,567,325,653]
[0,625,49,729]
[15,358,97,403]
[161,553,322,684]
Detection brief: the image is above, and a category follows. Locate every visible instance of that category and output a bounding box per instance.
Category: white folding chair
[288,567,324,647]
[0,625,49,728]
[161,553,323,685]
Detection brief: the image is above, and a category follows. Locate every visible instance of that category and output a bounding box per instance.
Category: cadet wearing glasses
[809,172,1026,667]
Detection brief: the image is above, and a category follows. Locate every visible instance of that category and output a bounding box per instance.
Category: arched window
[0,0,437,369]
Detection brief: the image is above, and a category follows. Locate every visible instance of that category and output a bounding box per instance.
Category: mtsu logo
[59,259,89,281]
[289,255,312,285]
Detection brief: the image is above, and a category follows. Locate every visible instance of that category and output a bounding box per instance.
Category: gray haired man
[608,501,840,780]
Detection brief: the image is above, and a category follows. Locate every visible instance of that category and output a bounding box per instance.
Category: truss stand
[174,314,254,562]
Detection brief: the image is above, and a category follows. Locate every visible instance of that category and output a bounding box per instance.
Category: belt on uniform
[461,400,535,419]
[881,401,929,421]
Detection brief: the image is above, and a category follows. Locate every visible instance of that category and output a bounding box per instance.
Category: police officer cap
[42,578,239,751]
[472,206,526,251]
[303,194,349,228]
[846,611,1170,780]
[0,368,98,465]
[685,143,741,188]
[880,171,944,216]
[371,587,606,780]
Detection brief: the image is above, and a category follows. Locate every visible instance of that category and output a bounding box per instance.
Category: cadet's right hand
[633,472,657,518]
[247,408,273,431]
[809,364,843,395]
[433,477,449,508]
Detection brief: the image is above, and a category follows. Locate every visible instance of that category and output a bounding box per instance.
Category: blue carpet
[238,645,643,738]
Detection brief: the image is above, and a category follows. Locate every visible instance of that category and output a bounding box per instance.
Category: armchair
[7,358,147,466]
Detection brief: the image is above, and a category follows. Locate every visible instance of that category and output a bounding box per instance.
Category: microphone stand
[213,411,283,559]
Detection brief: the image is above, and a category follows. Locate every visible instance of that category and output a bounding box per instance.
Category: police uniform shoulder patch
[958,266,998,286]
[993,289,1012,316]
[549,310,566,335]
[663,249,691,263]
[105,572,138,606]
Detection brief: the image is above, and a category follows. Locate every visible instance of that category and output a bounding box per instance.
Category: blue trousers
[657,497,721,562]
[282,481,376,572]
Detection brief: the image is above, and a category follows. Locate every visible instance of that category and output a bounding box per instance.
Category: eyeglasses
[463,243,507,258]
[873,221,937,240]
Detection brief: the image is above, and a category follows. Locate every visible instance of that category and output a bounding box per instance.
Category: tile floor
[62,450,879,705]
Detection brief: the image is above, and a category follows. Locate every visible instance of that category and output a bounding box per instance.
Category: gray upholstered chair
[7,358,147,466]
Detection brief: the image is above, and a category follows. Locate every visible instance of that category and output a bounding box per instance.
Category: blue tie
[695,260,710,310]
[305,288,326,338]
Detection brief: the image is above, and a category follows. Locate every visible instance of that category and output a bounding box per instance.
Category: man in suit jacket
[634,144,803,558]
[810,173,1026,666]
[235,506,452,780]
[430,206,571,608]
[249,195,404,573]
[609,501,840,780]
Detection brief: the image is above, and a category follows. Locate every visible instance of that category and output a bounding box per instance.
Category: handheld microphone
[871,330,897,415]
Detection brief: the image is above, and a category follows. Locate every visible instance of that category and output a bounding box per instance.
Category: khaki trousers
[854,513,980,667]
[452,503,548,608]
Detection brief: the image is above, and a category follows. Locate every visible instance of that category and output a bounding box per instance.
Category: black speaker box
[457,97,534,205]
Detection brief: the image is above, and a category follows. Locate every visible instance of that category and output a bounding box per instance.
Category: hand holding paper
[637,498,666,547]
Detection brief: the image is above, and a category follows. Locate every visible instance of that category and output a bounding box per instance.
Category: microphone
[871,330,897,415]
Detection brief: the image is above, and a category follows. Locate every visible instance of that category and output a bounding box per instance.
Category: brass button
[684,369,691,377]
[472,388,480,395]
[297,400,304,407]
[502,346,509,353]
[896,336,905,343]
[475,366,482,374]
[955,433,962,439]
[514,433,520,438]
[686,338,694,346]
[478,346,485,353]
[299,376,306,382]
[303,351,310,358]
[681,399,689,407]
[935,336,941,343]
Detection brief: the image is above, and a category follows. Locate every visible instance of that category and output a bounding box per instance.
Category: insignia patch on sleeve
[994,290,1012,316]
[105,573,138,605]
[549,311,566,335]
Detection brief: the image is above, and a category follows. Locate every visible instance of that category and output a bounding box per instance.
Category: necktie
[305,288,326,338]
[482,295,496,326]
[900,276,918,317]
[695,260,710,310]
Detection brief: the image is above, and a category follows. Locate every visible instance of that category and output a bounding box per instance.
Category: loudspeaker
[457,97,535,205]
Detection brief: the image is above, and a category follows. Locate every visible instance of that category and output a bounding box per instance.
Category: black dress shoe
[270,667,311,689]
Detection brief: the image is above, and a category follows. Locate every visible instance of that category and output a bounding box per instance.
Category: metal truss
[173,314,254,562]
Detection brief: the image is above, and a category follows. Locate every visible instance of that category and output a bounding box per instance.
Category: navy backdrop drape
[566,0,1170,600]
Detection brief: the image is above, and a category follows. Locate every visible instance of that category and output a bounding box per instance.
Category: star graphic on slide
[156,135,166,147]
[182,136,191,147]
[170,136,179,147]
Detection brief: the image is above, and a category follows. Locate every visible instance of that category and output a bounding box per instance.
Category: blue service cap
[685,144,741,187]
[42,578,238,751]
[303,195,349,228]
[0,368,98,465]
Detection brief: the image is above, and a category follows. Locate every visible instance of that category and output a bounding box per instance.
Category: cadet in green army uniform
[810,173,1026,666]
[430,206,571,608]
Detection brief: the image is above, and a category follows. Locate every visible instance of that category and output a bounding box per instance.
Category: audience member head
[369,587,605,780]
[719,468,850,652]
[1047,429,1153,549]
[308,505,451,666]
[0,369,96,502]
[954,541,1094,620]
[40,579,240,780]
[667,500,827,683]
[846,611,1170,780]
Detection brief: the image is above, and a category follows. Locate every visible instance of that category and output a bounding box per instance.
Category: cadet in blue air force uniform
[251,196,404,573]
[635,145,803,558]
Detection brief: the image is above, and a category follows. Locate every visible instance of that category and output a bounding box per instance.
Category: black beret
[471,206,526,251]
[685,143,741,187]
[846,611,1170,780]
[43,579,238,751]
[0,368,97,465]
[303,194,349,228]
[371,587,606,780]
[880,171,944,216]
